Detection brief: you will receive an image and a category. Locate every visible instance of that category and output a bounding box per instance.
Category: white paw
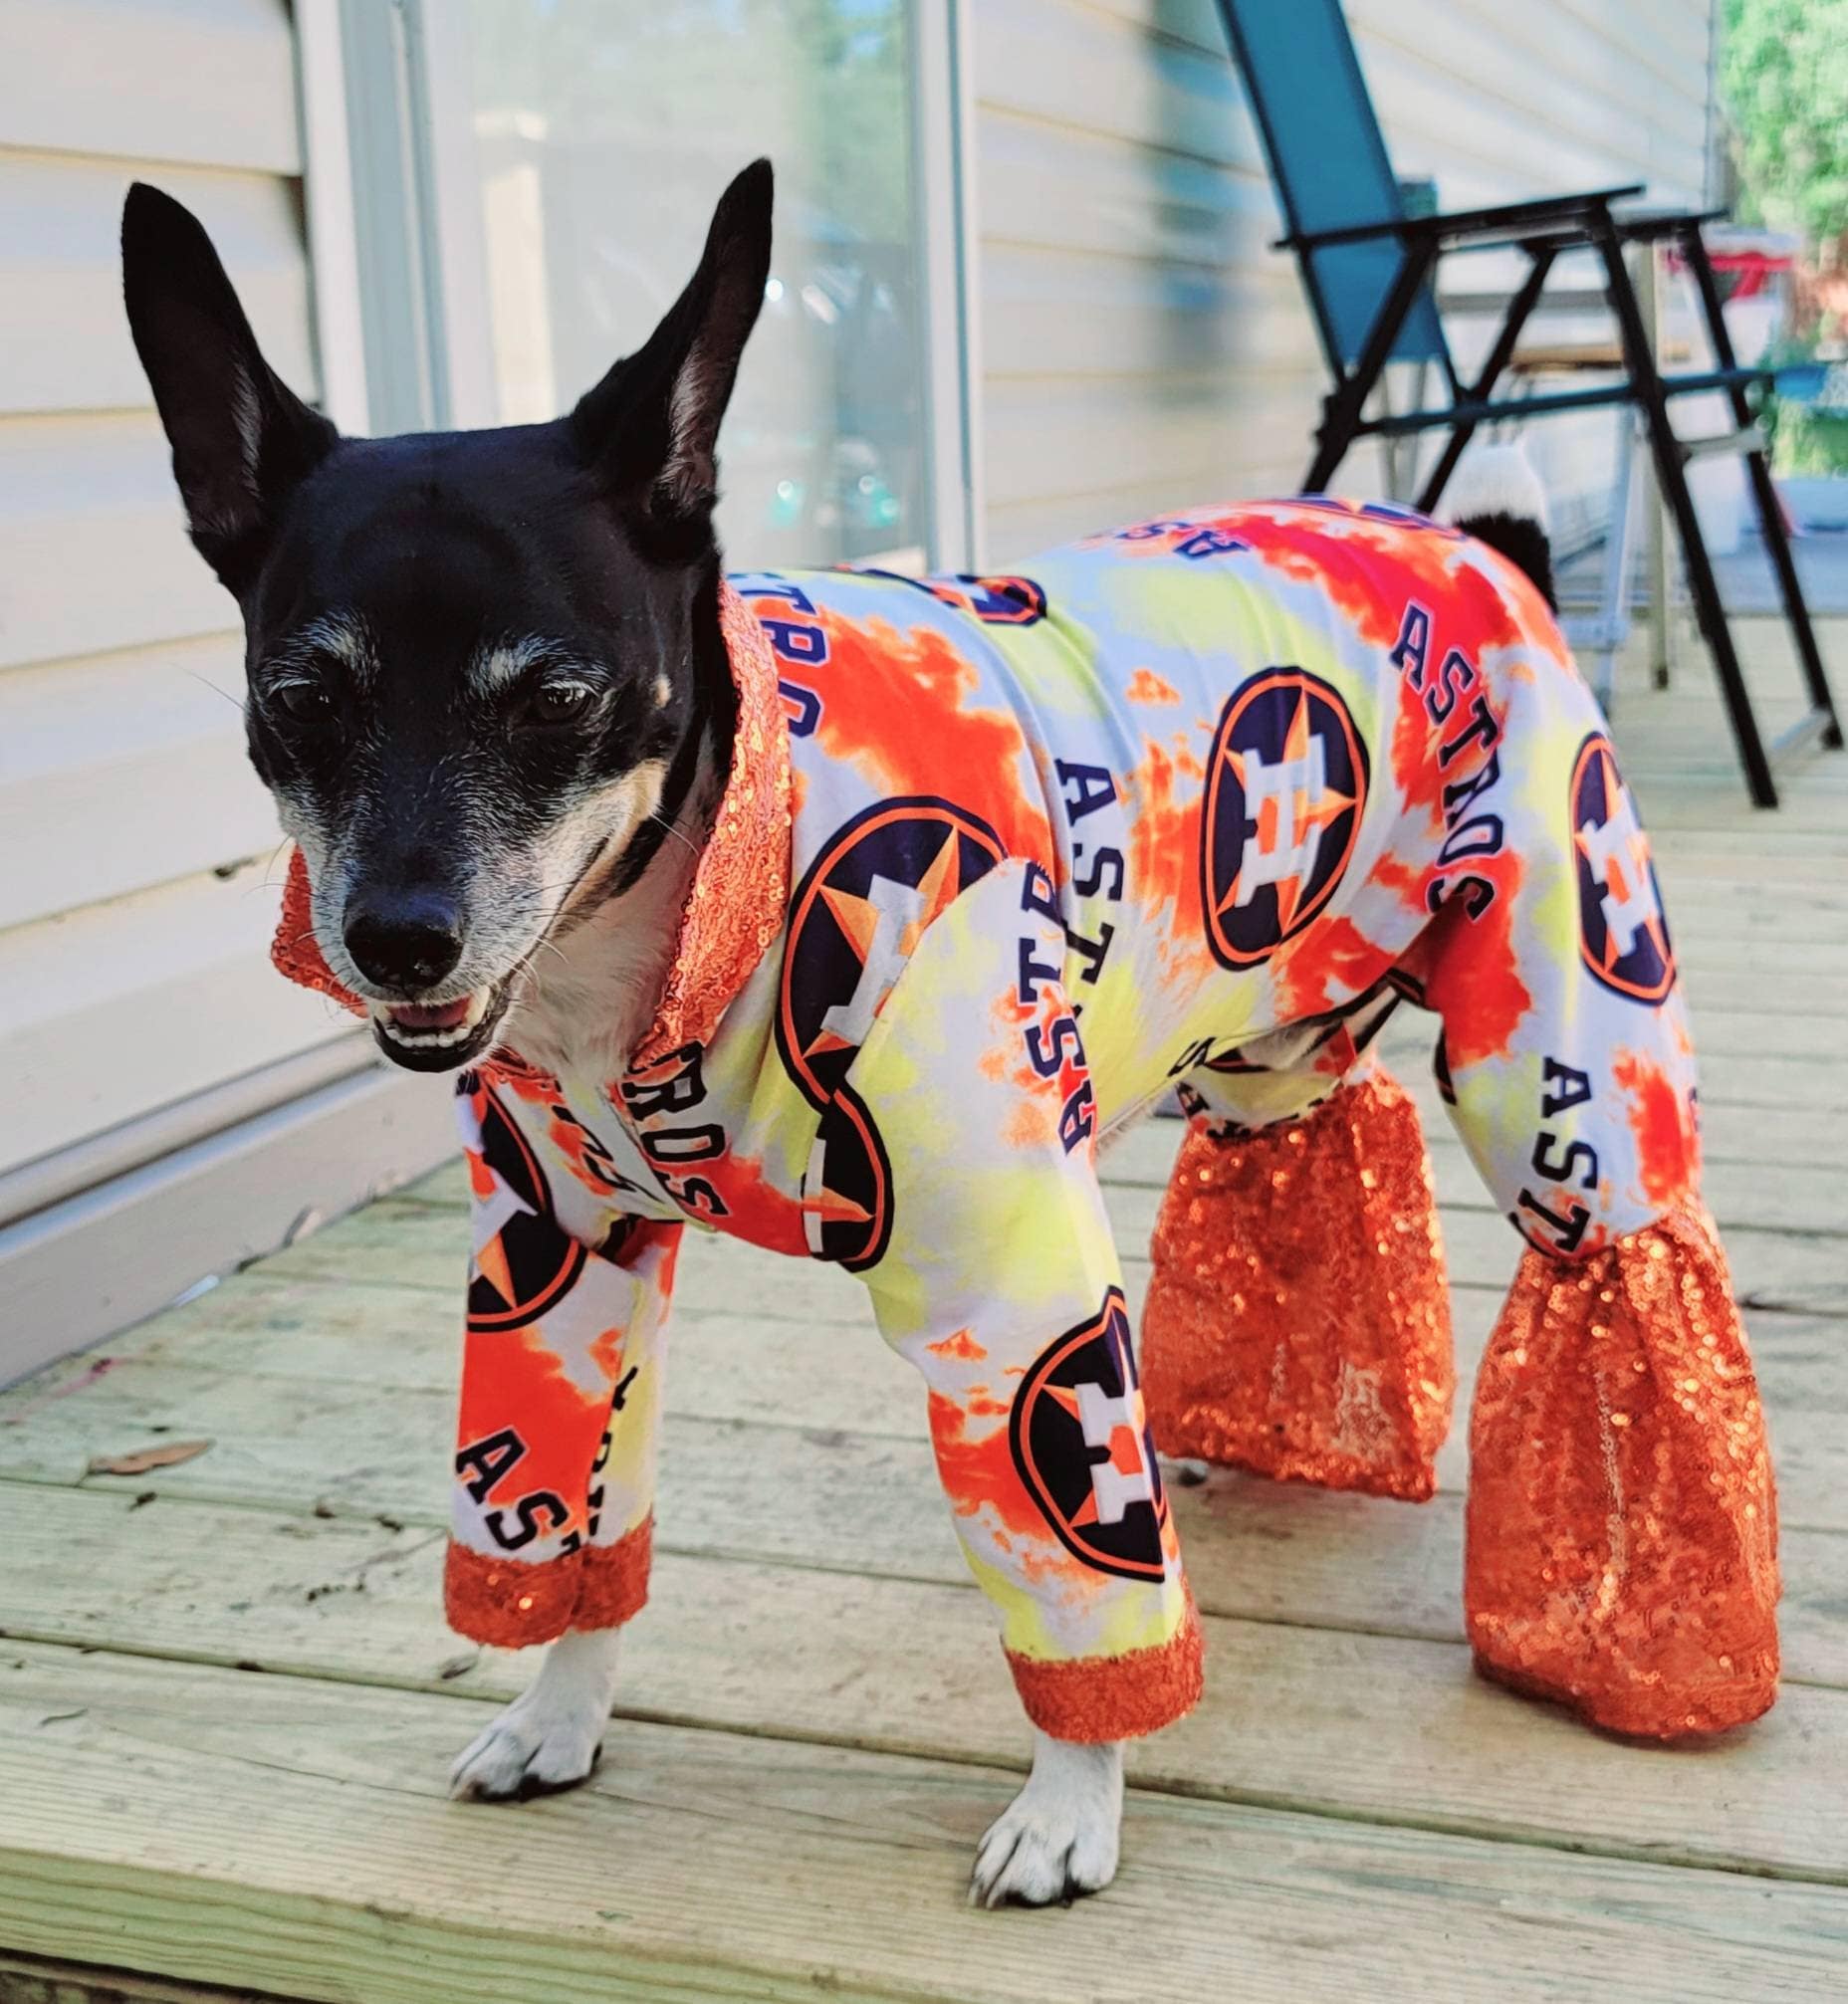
[449,1628,621,1803]
[970,1732,1123,1908]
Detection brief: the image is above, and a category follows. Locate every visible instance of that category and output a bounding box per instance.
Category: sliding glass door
[451,0,942,568]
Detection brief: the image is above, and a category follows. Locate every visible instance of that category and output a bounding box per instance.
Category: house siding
[0,1,457,1379]
[969,0,1717,558]
[0,0,365,1190]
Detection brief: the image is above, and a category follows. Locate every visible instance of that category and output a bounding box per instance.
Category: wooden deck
[1,628,1845,2003]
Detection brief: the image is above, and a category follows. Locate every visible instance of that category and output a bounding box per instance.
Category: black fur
[121,162,774,1072]
[1454,508,1556,612]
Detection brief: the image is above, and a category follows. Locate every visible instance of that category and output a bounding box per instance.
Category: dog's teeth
[374,986,495,1051]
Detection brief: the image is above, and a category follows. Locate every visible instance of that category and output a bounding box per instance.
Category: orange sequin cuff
[1007,1601,1204,1742]
[444,1516,654,1650]
[1141,1072,1454,1500]
[1465,1201,1779,1738]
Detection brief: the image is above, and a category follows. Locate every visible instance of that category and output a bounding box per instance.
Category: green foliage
[1757,338,1848,474]
[1771,400,1848,474]
[1722,0,1848,244]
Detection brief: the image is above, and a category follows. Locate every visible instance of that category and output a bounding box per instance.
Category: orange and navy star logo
[1203,668,1367,968]
[467,1148,534,1309]
[805,826,964,1058]
[1038,1375,1157,1533]
[1570,733,1675,1004]
[1009,1291,1169,1580]
[777,798,1007,1272]
[460,1084,587,1332]
[779,797,1007,1104]
[1221,690,1358,937]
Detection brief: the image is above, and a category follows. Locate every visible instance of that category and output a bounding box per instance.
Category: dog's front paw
[449,1628,621,1802]
[450,1691,605,1800]
[970,1733,1123,1908]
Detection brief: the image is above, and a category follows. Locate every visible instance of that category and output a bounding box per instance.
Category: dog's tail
[1443,442,1556,611]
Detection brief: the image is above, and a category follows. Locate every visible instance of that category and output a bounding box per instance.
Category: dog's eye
[527,679,597,727]
[271,680,334,725]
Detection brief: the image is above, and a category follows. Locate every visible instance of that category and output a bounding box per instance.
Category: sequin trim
[1141,1071,1455,1500]
[630,580,793,1066]
[1007,1600,1204,1742]
[272,849,363,1014]
[444,1516,654,1649]
[1465,1199,1779,1738]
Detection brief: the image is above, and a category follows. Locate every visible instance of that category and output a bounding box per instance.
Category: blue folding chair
[1215,0,1841,807]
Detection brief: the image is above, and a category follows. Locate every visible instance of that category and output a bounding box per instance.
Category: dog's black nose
[344,893,465,991]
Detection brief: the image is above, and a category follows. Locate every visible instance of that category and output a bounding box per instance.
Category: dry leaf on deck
[87,1439,213,1475]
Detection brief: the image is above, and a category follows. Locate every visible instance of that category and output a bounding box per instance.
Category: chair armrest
[1275,185,1646,254]
[1608,206,1730,244]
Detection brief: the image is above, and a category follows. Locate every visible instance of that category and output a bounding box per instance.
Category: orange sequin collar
[629,579,792,1066]
[270,578,794,1073]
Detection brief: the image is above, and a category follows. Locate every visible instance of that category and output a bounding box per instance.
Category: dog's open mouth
[367,983,509,1072]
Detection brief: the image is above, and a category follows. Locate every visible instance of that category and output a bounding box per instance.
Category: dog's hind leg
[1408,670,1778,1737]
[450,1626,624,1800]
[1140,1028,1455,1500]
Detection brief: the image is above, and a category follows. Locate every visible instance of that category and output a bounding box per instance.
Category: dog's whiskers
[646,809,703,863]
[185,669,247,715]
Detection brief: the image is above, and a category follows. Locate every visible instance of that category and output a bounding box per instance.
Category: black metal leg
[1593,224,1778,806]
[1681,229,1843,751]
[1417,242,1559,515]
[1304,405,1354,494]
[1303,239,1436,495]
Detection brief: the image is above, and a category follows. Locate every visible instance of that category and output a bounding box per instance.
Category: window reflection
[466,0,927,565]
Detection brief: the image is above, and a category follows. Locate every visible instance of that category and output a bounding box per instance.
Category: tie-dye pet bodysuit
[278,499,1779,1744]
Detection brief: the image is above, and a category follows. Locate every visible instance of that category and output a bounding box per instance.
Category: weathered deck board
[8,1646,1848,2004]
[18,1474,1848,1716]
[7,1287,1848,1544]
[5,1479,1848,1866]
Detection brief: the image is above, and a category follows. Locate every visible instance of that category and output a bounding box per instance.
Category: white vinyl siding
[0,1,455,1377]
[970,0,1717,558]
[0,1,360,1191]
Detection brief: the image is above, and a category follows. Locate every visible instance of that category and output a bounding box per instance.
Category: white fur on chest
[500,743,717,1081]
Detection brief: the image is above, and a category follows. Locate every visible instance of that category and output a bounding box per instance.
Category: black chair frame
[1279,188,1841,806]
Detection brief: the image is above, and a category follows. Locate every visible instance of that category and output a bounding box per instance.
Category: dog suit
[277,499,1778,1743]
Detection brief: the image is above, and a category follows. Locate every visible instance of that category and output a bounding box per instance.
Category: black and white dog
[124,162,1735,1910]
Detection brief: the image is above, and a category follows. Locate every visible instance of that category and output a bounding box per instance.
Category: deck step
[4,1641,1848,2002]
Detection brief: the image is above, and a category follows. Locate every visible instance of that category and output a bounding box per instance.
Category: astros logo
[920,572,1047,625]
[459,1080,587,1333]
[1201,667,1368,968]
[1009,1291,1169,1580]
[1571,733,1675,1003]
[779,796,1007,1265]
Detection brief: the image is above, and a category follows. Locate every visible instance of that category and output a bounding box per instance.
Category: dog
[122,159,1777,1908]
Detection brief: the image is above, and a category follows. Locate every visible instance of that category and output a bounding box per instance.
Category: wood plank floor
[1,634,1844,2003]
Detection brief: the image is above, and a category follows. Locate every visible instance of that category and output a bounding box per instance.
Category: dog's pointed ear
[570,158,773,523]
[121,182,337,594]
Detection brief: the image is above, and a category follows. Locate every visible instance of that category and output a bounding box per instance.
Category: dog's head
[121,162,773,1071]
